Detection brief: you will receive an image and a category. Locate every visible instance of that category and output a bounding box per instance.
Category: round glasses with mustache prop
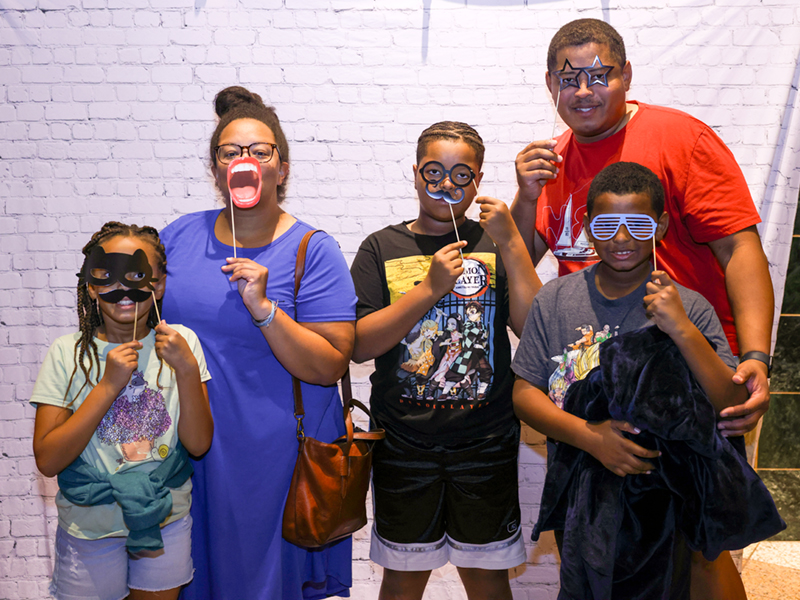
[420,161,476,204]
[419,160,480,263]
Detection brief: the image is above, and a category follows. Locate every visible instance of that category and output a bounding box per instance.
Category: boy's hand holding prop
[421,160,477,263]
[225,155,264,259]
[476,196,516,247]
[426,241,467,299]
[643,271,690,337]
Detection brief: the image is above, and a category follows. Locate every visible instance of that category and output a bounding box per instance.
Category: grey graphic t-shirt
[512,264,736,407]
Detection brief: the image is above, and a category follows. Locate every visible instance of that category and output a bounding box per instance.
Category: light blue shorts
[50,515,194,600]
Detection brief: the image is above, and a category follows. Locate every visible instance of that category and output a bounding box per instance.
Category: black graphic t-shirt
[351,220,513,444]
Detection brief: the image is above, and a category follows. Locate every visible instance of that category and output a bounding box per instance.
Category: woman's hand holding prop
[222,257,274,322]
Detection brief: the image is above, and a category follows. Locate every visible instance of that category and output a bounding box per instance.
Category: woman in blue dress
[160,86,356,600]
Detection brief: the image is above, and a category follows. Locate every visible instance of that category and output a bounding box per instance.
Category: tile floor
[741,541,800,599]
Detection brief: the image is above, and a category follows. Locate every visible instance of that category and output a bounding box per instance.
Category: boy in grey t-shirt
[512,161,744,474]
[512,162,750,593]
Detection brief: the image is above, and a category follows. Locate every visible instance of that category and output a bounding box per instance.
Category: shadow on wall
[762,43,800,235]
[421,0,611,62]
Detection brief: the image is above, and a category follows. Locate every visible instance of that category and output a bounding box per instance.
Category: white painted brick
[105,66,149,83]
[43,103,86,121]
[733,28,782,46]
[150,66,193,84]
[30,48,53,65]
[50,87,71,103]
[214,29,258,47]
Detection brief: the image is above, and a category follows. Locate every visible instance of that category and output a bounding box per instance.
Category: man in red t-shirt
[510,18,773,600]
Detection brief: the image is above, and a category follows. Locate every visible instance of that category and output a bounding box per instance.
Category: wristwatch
[739,350,772,377]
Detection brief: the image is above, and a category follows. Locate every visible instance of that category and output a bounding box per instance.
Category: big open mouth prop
[227,156,262,209]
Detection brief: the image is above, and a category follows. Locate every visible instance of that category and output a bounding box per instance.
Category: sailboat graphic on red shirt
[552,195,597,260]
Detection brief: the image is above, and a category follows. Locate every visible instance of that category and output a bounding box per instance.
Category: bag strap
[339,370,385,442]
[291,230,320,440]
[290,230,385,446]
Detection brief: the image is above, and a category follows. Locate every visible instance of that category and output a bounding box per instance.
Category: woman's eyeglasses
[215,143,281,165]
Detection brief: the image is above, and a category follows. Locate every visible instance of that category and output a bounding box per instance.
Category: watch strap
[739,350,772,376]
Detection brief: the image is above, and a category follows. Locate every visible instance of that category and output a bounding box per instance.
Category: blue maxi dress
[161,210,356,600]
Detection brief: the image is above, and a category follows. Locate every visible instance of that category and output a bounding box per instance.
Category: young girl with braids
[350,122,542,600]
[31,222,213,600]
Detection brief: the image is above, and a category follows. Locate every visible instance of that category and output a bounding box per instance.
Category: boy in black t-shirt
[351,122,541,599]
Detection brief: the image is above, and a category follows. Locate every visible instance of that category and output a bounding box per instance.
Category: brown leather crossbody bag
[282,230,385,548]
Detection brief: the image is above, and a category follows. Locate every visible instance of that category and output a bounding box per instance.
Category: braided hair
[416,121,485,168]
[65,221,168,404]
[209,86,290,203]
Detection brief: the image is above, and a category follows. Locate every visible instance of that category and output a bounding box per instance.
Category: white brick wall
[2,2,799,599]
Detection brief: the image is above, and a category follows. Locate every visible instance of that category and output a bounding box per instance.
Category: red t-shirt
[536,102,761,355]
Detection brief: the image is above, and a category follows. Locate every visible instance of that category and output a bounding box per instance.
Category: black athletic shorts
[369,422,526,571]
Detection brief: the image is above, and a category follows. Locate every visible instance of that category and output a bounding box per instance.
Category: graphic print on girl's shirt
[96,370,172,467]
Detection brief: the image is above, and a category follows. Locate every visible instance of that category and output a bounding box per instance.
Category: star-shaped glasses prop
[420,161,476,205]
[552,56,614,91]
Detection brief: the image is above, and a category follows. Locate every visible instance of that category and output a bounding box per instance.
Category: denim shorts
[50,514,194,600]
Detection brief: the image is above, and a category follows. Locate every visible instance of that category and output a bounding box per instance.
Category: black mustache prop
[98,288,152,304]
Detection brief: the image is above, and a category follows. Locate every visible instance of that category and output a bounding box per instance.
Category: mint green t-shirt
[30,325,211,540]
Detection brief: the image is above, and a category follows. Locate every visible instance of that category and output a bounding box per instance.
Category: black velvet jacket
[532,326,785,600]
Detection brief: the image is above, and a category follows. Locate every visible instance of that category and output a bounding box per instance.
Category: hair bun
[214,86,265,118]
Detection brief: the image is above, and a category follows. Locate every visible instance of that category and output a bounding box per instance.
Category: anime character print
[399,307,445,379]
[386,252,499,405]
[548,324,618,408]
[96,370,172,466]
